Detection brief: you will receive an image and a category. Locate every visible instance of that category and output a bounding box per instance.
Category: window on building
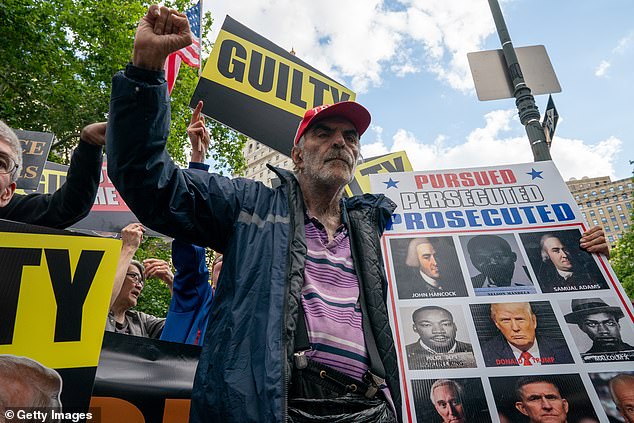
[620,213,627,220]
[601,217,607,223]
[595,200,601,206]
[618,233,624,239]
[628,183,633,188]
[592,219,599,225]
[590,210,596,217]
[622,193,628,200]
[605,227,611,233]
[625,223,630,229]
[617,204,623,211]
[598,208,604,214]
[575,195,580,200]
[604,198,609,204]
[581,212,587,218]
[615,225,620,231]
[610,187,615,192]
[608,235,614,242]
[607,206,613,212]
[600,189,606,194]
[591,191,597,196]
[628,203,632,209]
[618,185,624,191]
[583,193,588,198]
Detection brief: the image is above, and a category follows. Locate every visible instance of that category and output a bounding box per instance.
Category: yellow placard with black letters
[191,16,356,157]
[0,226,120,369]
[345,151,413,196]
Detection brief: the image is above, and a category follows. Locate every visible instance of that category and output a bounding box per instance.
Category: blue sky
[201,0,633,181]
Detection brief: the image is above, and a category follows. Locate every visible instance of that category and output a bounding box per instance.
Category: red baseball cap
[293,101,371,145]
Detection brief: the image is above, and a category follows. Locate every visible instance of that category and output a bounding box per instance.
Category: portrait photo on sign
[400,304,476,370]
[459,233,535,296]
[559,297,634,363]
[490,373,599,423]
[411,377,492,423]
[470,301,574,367]
[589,371,634,423]
[0,354,63,412]
[389,236,468,300]
[519,229,608,293]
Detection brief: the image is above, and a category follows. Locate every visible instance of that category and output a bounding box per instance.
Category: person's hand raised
[133,5,193,71]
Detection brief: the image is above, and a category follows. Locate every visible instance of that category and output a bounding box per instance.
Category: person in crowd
[406,306,473,369]
[160,102,218,346]
[564,298,634,359]
[399,237,466,298]
[466,235,531,290]
[482,302,573,367]
[609,374,634,423]
[106,223,173,338]
[0,119,104,229]
[538,232,608,292]
[0,355,62,414]
[106,5,400,422]
[429,379,467,423]
[514,377,569,423]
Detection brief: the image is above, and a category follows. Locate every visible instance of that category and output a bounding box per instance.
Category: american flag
[165,2,201,94]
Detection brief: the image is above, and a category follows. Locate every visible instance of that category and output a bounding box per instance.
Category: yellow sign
[0,230,120,369]
[345,151,413,196]
[203,29,355,117]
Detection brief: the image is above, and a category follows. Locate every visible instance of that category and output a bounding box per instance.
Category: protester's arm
[111,223,144,308]
[169,239,211,312]
[144,258,175,295]
[107,6,250,251]
[1,123,104,229]
[580,225,610,258]
[188,100,210,164]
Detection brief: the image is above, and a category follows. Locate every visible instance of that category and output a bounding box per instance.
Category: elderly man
[106,5,400,422]
[399,237,467,298]
[429,379,467,423]
[406,306,474,370]
[564,298,634,361]
[106,223,172,338]
[514,377,569,423]
[481,302,573,367]
[538,233,608,292]
[0,355,62,414]
[0,119,103,229]
[609,374,634,423]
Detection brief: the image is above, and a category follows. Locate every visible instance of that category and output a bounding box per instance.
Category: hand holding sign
[133,5,193,71]
[580,225,610,258]
[188,101,210,163]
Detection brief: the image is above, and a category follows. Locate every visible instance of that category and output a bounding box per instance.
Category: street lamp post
[487,0,552,162]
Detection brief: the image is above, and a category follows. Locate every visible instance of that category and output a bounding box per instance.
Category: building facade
[241,139,293,187]
[566,176,633,247]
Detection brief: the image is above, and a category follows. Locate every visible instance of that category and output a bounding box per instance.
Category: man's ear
[0,181,16,207]
[291,146,303,170]
[515,401,528,417]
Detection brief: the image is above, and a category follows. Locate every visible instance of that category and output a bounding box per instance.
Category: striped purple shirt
[301,215,394,411]
[302,216,369,381]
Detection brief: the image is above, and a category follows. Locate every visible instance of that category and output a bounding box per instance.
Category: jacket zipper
[281,183,296,423]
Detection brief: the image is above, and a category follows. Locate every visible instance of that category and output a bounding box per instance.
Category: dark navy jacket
[107,65,402,423]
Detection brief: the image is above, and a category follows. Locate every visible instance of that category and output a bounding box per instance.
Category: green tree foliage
[0,0,246,173]
[610,209,634,299]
